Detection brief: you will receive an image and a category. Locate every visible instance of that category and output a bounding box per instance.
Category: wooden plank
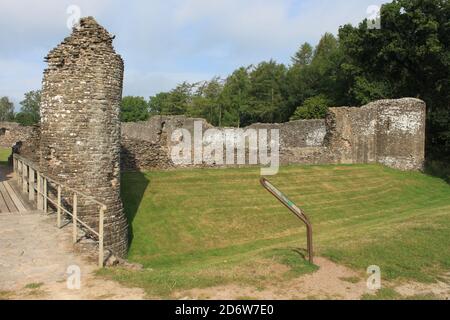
[3,181,28,213]
[9,180,33,211]
[0,187,10,213]
[28,168,35,201]
[0,182,18,213]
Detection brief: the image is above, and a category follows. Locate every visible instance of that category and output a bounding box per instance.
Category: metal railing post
[57,185,62,228]
[98,206,105,267]
[73,193,78,244]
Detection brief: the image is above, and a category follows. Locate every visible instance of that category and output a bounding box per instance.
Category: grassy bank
[0,147,11,166]
[98,164,450,297]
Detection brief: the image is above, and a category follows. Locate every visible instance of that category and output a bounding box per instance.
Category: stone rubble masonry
[0,122,35,148]
[119,98,425,171]
[120,115,328,169]
[325,98,426,170]
[38,17,128,258]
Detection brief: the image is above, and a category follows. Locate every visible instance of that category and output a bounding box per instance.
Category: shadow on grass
[424,158,450,183]
[121,170,149,251]
[292,248,309,261]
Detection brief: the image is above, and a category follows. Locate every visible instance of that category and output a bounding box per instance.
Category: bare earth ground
[0,212,145,300]
[174,262,450,300]
[174,257,370,300]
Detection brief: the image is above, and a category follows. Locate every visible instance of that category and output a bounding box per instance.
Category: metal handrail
[260,177,314,264]
[13,153,106,267]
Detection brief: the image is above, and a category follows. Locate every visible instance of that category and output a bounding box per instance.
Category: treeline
[0,91,40,126]
[124,35,338,128]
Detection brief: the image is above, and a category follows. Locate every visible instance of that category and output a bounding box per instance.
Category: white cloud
[0,0,389,104]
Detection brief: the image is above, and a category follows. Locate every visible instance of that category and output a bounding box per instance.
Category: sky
[0,0,387,111]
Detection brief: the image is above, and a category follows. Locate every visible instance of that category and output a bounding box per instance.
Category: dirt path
[0,212,145,300]
[174,257,371,300]
[174,258,450,300]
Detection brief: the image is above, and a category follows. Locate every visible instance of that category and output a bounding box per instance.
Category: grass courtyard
[98,164,450,298]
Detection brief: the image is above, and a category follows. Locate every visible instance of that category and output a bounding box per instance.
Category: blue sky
[0,0,387,110]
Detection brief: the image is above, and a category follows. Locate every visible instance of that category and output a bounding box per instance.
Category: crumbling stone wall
[325,98,426,170]
[15,98,426,174]
[39,17,128,257]
[121,116,327,169]
[0,122,35,148]
[120,98,425,171]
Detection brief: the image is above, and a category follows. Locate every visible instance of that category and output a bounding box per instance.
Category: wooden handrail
[13,153,107,267]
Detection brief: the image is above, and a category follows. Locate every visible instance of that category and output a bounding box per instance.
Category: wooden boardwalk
[0,166,33,214]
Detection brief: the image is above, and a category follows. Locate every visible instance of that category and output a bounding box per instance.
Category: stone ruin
[2,16,426,259]
[39,17,127,258]
[120,98,426,171]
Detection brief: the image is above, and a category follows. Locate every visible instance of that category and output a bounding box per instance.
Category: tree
[14,112,36,126]
[338,0,450,160]
[149,92,170,116]
[290,95,331,120]
[120,96,149,122]
[286,33,345,115]
[291,42,313,66]
[187,77,224,126]
[18,90,41,125]
[220,67,252,127]
[313,32,338,60]
[0,97,15,121]
[248,60,289,124]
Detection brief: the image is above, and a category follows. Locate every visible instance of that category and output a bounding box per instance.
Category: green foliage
[247,60,289,125]
[220,67,252,127]
[187,77,224,126]
[14,112,35,126]
[0,97,15,121]
[0,147,11,166]
[120,96,149,122]
[338,0,450,159]
[16,90,40,125]
[291,95,331,120]
[291,42,313,66]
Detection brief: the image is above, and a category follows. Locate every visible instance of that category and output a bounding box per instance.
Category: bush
[290,95,330,120]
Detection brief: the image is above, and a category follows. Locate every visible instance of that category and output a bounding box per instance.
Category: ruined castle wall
[120,98,425,171]
[39,17,128,257]
[326,98,426,170]
[0,122,35,148]
[120,117,326,170]
[375,99,426,170]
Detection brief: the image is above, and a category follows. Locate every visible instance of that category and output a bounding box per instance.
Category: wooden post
[13,158,17,178]
[22,164,28,194]
[57,185,62,228]
[98,206,105,267]
[28,168,35,201]
[16,160,21,184]
[43,178,48,213]
[73,193,77,244]
[37,173,42,210]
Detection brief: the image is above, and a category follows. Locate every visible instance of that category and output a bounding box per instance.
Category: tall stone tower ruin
[40,17,128,257]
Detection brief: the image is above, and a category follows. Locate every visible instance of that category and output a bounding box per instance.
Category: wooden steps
[0,180,32,214]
